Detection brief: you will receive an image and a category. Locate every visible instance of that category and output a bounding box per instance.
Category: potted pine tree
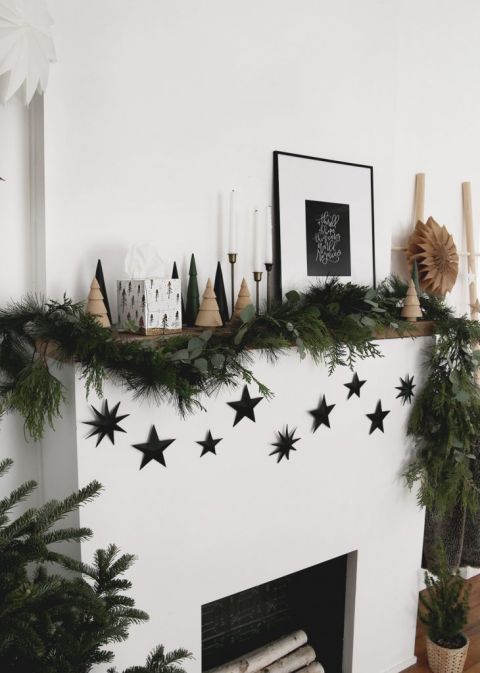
[420,546,471,673]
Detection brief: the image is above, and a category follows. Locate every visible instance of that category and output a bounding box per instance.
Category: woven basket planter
[426,635,469,673]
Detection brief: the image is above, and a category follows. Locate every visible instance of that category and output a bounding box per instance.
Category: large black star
[344,372,366,399]
[227,385,263,426]
[396,374,415,405]
[309,395,335,432]
[270,426,301,463]
[197,430,223,457]
[366,400,390,434]
[84,400,129,446]
[132,426,175,469]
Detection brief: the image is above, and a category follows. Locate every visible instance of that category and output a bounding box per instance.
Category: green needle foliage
[109,645,193,673]
[419,544,470,648]
[0,457,190,673]
[405,316,480,513]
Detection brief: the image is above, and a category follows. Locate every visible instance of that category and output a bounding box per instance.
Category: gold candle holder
[228,253,237,320]
[253,271,263,315]
[264,262,273,311]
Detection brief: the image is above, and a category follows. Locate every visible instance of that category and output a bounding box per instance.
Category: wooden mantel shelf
[116,320,436,344]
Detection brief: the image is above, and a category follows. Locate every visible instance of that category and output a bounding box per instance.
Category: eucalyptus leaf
[170,349,190,361]
[188,337,204,351]
[199,330,213,342]
[194,358,208,373]
[211,353,225,368]
[189,348,204,359]
[234,325,248,346]
[285,290,300,304]
[240,304,255,323]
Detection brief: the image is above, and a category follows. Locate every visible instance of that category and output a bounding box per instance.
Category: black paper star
[227,385,263,426]
[366,400,390,434]
[132,425,175,469]
[344,372,366,399]
[84,400,129,446]
[396,374,415,405]
[197,430,223,457]
[309,395,335,432]
[270,426,301,463]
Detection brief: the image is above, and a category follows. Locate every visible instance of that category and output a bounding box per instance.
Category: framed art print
[273,151,375,296]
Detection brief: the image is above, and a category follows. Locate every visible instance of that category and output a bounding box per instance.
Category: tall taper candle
[253,208,262,271]
[265,205,273,264]
[228,189,237,254]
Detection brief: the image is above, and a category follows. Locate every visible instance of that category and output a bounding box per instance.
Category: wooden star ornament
[309,395,335,432]
[366,400,390,434]
[344,372,366,399]
[227,385,263,426]
[197,430,223,457]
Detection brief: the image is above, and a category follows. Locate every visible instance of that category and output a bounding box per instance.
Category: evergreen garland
[0,277,479,515]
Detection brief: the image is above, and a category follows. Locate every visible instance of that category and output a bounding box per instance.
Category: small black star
[132,425,175,469]
[270,425,301,463]
[396,374,415,405]
[344,372,366,399]
[197,430,223,457]
[84,400,129,446]
[366,400,390,434]
[309,395,335,432]
[227,385,263,426]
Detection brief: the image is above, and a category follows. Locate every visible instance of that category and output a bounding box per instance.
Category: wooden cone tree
[195,278,222,327]
[232,277,253,322]
[86,277,110,327]
[401,278,422,322]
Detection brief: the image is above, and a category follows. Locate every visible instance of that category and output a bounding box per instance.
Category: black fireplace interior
[201,553,348,673]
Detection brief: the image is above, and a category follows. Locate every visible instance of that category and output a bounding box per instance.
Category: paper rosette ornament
[0,0,56,105]
[406,217,459,296]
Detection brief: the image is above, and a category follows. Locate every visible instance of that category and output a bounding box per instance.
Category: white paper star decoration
[0,0,56,105]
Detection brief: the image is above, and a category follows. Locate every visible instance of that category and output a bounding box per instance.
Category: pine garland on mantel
[1,277,480,514]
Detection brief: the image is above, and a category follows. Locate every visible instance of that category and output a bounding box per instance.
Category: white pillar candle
[253,209,262,271]
[228,189,237,254]
[265,206,273,264]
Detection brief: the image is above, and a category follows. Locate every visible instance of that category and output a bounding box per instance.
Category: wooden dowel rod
[463,181,479,320]
[413,173,425,226]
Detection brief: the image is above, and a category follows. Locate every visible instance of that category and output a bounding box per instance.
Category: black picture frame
[273,151,376,300]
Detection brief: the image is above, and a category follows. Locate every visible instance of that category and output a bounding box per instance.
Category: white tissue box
[117,278,182,334]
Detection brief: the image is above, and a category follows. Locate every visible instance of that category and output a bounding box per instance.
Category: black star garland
[132,425,175,469]
[84,400,129,446]
[309,395,335,432]
[227,385,263,426]
[366,400,390,434]
[197,430,223,457]
[396,374,415,405]
[270,426,301,463]
[344,372,366,399]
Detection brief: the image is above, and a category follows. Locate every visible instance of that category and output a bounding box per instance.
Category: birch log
[259,646,316,673]
[414,173,425,226]
[205,631,308,673]
[463,182,479,320]
[294,663,325,673]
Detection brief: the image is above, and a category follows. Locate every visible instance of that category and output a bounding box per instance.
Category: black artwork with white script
[305,200,351,277]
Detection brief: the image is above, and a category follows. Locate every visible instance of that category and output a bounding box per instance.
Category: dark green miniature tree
[214,262,229,325]
[419,544,470,648]
[185,254,200,326]
[0,457,191,673]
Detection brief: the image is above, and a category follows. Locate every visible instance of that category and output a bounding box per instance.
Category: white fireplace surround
[41,336,426,673]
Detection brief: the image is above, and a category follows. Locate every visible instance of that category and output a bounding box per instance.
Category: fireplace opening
[201,553,350,673]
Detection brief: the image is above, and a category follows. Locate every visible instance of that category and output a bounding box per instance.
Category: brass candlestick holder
[253,271,263,315]
[228,253,237,320]
[264,262,273,311]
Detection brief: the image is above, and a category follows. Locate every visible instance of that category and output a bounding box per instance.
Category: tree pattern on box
[185,254,200,326]
[86,277,110,328]
[195,278,222,327]
[232,278,254,322]
[401,278,422,321]
[117,279,181,333]
[214,262,229,325]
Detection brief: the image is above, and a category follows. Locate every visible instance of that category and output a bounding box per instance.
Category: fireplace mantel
[41,335,428,673]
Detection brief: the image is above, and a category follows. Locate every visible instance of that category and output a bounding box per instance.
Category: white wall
[0,98,42,503]
[392,0,480,313]
[44,0,398,310]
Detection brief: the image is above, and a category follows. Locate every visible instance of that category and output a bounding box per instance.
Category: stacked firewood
[205,630,325,673]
